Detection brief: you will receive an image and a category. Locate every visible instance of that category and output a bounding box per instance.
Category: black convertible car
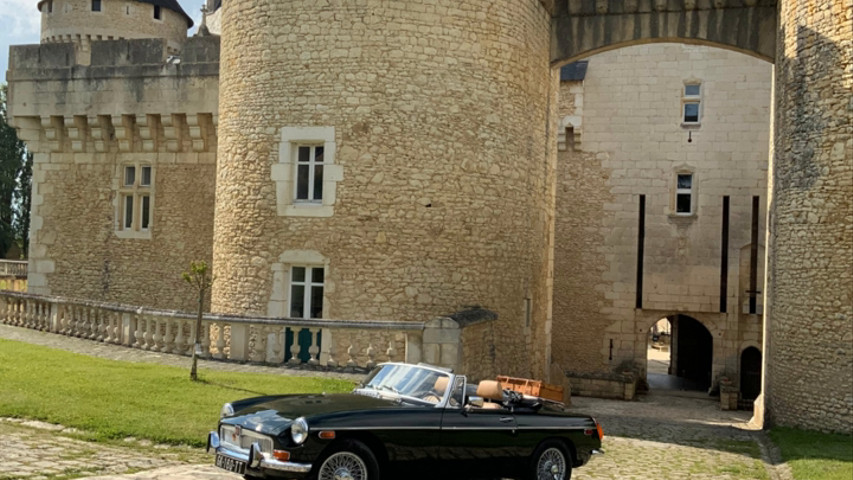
[208,362,603,480]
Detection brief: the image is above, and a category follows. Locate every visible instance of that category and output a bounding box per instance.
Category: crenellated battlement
[9,36,218,76]
[6,36,220,151]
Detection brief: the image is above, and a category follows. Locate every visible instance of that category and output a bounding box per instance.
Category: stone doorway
[646,315,713,393]
[740,347,762,409]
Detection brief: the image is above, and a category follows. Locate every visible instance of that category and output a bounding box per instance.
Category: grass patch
[769,427,853,480]
[0,338,354,447]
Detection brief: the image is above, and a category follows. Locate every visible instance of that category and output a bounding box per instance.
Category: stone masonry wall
[40,0,189,53]
[7,37,220,311]
[764,0,852,433]
[553,44,772,383]
[214,0,555,379]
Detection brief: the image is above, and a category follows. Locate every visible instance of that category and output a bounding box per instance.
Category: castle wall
[7,37,219,311]
[553,44,772,388]
[214,0,556,379]
[764,0,852,434]
[40,0,189,54]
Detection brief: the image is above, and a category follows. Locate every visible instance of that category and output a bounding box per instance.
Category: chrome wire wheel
[536,446,567,480]
[318,451,369,480]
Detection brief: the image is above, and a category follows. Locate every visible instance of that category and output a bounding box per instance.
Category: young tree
[182,260,213,381]
[0,85,28,258]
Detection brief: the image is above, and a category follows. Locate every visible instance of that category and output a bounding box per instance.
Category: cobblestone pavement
[1,324,786,480]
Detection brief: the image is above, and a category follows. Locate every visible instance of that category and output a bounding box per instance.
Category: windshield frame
[354,362,456,407]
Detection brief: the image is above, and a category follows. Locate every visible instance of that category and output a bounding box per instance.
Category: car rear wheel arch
[527,438,574,480]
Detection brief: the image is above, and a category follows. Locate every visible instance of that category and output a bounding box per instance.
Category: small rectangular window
[141,166,152,186]
[124,166,136,186]
[289,266,324,319]
[124,196,134,228]
[682,83,702,124]
[92,0,102,12]
[47,0,54,13]
[684,102,700,123]
[141,195,150,229]
[117,163,154,235]
[295,145,324,202]
[154,5,161,20]
[676,174,693,214]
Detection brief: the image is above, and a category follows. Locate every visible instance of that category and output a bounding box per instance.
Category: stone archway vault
[551,0,778,65]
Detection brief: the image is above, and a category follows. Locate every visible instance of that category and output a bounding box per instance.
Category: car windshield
[357,363,451,404]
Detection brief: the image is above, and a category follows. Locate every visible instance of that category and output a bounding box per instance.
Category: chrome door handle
[499,417,513,423]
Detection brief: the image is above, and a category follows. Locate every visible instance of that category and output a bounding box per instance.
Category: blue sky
[0,0,207,80]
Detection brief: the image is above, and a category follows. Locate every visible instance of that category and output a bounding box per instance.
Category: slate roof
[560,60,589,81]
[36,0,194,28]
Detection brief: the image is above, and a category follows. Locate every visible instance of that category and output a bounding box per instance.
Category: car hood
[223,393,400,436]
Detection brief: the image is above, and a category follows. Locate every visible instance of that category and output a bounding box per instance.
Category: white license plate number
[215,453,247,474]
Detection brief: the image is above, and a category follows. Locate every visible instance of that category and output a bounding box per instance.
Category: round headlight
[291,417,309,445]
[220,403,234,418]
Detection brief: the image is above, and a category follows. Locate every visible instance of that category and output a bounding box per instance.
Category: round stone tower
[213,0,556,378]
[763,1,852,433]
[38,0,193,52]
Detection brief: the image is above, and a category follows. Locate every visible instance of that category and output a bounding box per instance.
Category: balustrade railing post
[308,328,320,365]
[325,331,338,368]
[214,322,226,360]
[163,319,175,353]
[173,319,185,355]
[200,320,212,358]
[366,343,376,370]
[271,327,284,363]
[287,327,302,365]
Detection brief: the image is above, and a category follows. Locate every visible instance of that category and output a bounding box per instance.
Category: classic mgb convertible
[208,362,603,480]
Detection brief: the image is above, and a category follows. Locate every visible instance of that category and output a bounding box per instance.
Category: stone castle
[5,0,850,433]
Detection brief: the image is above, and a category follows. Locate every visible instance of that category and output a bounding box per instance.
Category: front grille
[220,425,274,454]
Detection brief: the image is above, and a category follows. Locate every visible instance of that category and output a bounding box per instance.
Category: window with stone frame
[295,144,325,203]
[676,173,694,214]
[272,127,342,218]
[92,0,102,12]
[289,266,324,319]
[118,164,153,234]
[153,5,162,20]
[682,82,702,124]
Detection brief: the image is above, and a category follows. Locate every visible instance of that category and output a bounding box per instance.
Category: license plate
[215,453,247,474]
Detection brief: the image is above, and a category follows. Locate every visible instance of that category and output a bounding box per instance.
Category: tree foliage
[0,84,30,259]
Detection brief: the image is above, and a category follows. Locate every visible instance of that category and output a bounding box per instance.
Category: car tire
[314,439,380,480]
[528,440,572,480]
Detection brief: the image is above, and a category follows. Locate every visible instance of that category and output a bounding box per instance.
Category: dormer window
[154,5,162,20]
[92,0,102,12]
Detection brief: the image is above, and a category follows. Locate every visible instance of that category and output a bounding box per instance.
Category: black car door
[438,405,520,479]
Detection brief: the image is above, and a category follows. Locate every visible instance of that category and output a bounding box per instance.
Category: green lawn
[0,338,354,447]
[770,427,853,480]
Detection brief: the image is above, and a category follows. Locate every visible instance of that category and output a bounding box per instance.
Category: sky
[0,0,207,80]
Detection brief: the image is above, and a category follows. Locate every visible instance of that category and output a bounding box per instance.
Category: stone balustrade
[0,261,28,278]
[0,291,454,371]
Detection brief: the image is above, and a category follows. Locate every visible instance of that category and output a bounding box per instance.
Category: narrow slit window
[154,5,161,20]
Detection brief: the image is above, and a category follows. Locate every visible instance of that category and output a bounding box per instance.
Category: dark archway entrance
[671,315,713,391]
[646,315,713,393]
[740,347,762,409]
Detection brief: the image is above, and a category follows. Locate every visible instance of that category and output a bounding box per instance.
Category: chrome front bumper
[208,431,313,474]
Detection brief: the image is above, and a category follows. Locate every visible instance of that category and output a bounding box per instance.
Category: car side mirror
[467,396,484,408]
